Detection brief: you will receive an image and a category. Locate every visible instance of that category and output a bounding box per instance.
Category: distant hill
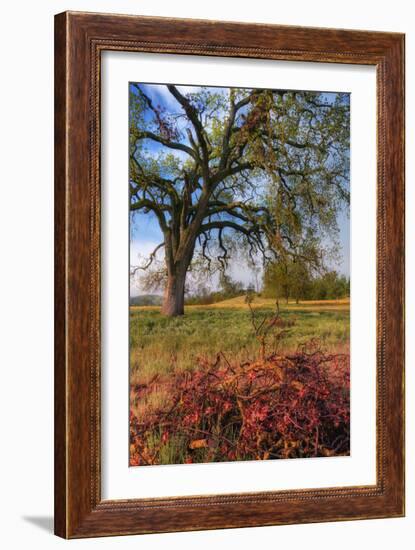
[130,294,163,306]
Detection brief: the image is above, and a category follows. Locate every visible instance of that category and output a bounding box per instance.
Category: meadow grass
[130,299,350,385]
[129,298,350,465]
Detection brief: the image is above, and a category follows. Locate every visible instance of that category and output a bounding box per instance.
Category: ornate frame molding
[55,11,404,538]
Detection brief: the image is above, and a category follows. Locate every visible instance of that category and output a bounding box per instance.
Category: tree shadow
[22,516,53,533]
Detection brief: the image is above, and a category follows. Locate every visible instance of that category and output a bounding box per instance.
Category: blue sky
[130,84,350,295]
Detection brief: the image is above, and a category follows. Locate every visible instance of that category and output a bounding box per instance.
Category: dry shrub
[129,331,350,466]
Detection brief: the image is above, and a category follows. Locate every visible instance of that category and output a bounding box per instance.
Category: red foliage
[129,339,350,466]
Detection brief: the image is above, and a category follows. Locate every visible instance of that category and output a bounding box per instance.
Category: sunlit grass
[129,299,350,383]
[130,296,350,312]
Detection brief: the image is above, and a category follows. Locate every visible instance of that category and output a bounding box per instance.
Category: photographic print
[129,83,350,467]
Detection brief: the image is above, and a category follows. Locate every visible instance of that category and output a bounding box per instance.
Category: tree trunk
[161,225,198,316]
[161,268,187,316]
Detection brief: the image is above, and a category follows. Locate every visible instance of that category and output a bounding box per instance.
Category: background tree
[218,271,244,298]
[263,260,291,303]
[185,272,244,305]
[290,260,312,304]
[130,84,350,316]
[310,271,350,300]
[263,263,350,302]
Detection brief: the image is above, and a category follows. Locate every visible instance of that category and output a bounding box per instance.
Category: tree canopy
[129,84,350,315]
[263,260,349,303]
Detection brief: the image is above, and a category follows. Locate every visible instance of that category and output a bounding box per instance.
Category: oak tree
[130,84,349,316]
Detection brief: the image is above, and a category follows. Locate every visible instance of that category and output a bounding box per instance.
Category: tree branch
[199,220,255,238]
[167,85,210,181]
[219,91,258,170]
[135,130,198,160]
[130,198,169,233]
[211,161,254,187]
[131,242,165,273]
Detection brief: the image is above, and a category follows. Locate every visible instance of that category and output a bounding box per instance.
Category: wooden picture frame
[54,11,405,538]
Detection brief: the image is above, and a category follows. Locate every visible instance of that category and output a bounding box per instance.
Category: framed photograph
[54,11,405,538]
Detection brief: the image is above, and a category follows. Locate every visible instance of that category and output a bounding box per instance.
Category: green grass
[130,301,349,384]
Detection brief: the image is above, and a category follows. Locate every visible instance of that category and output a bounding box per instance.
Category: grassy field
[130,297,350,385]
[129,297,350,466]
